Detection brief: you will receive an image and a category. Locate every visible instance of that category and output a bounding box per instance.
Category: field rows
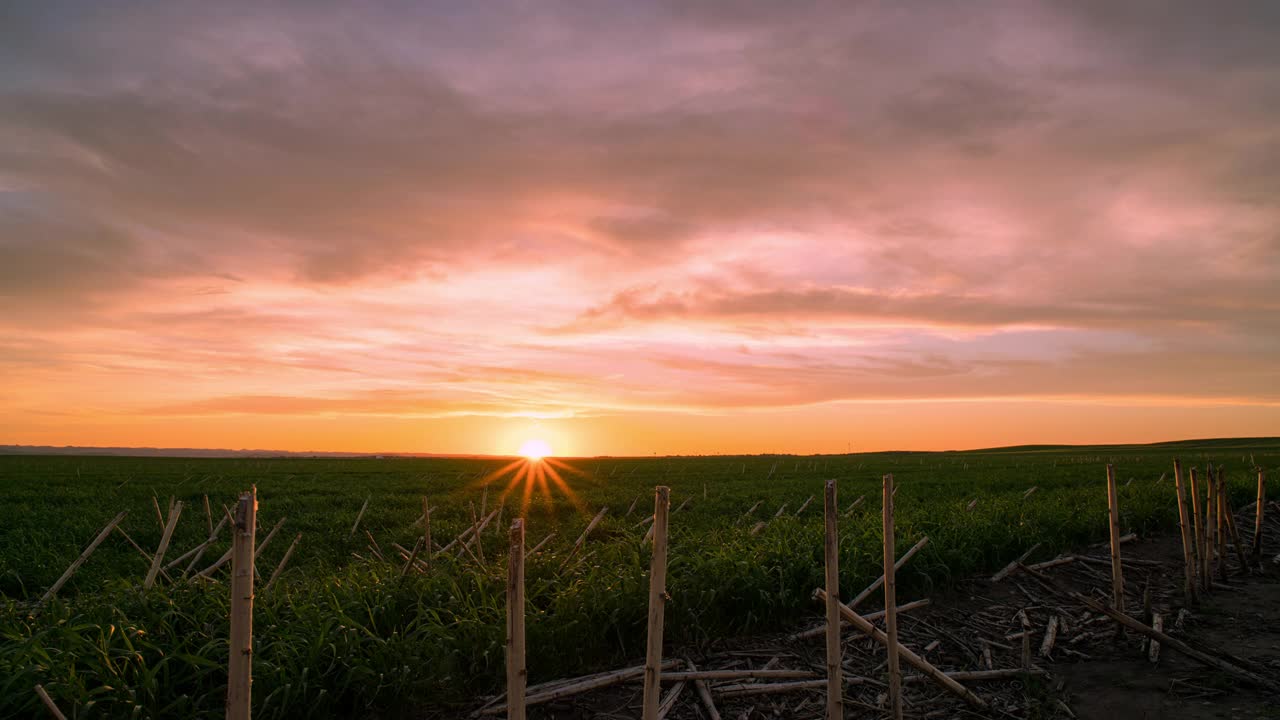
[1,441,1275,718]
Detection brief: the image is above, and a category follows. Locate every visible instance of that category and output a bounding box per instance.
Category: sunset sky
[2,2,1279,456]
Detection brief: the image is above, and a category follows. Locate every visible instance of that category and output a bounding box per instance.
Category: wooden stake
[816,589,986,708]
[1148,613,1163,663]
[847,536,930,610]
[203,494,213,535]
[1191,468,1210,591]
[226,488,257,720]
[1215,469,1228,582]
[1172,460,1198,605]
[1222,487,1250,574]
[40,510,128,605]
[1105,465,1126,621]
[254,517,286,559]
[423,497,433,571]
[1206,469,1219,583]
[991,543,1041,583]
[144,501,183,590]
[562,506,608,568]
[684,659,721,720]
[470,502,486,564]
[526,533,555,558]
[883,474,902,720]
[349,495,370,538]
[1254,469,1266,567]
[34,685,68,720]
[152,495,165,531]
[822,479,842,720]
[795,494,814,516]
[265,533,302,593]
[506,519,526,720]
[641,486,671,720]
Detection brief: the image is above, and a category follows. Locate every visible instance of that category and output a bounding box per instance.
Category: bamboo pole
[526,533,555,558]
[1105,465,1125,621]
[474,662,681,716]
[815,589,986,708]
[1215,469,1228,582]
[789,599,931,641]
[113,525,173,584]
[847,536,930,610]
[470,502,485,563]
[265,533,302,593]
[167,512,228,571]
[349,495,370,538]
[883,474,903,720]
[1191,468,1210,591]
[1222,487,1250,574]
[203,494,214,535]
[1207,468,1219,583]
[506,519,526,720]
[822,479,842,720]
[400,537,424,578]
[683,659,721,720]
[1172,460,1198,605]
[641,486,671,720]
[1254,469,1266,567]
[152,495,165,531]
[561,506,608,568]
[226,488,257,720]
[40,511,128,605]
[34,685,68,720]
[144,501,183,590]
[423,497,432,571]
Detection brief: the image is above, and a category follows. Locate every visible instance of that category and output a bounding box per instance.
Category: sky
[2,1,1279,456]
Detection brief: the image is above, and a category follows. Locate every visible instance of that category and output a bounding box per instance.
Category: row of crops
[1,440,1275,718]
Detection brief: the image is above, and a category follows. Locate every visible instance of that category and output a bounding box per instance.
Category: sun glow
[518,438,552,460]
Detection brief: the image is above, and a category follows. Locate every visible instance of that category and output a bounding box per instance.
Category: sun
[518,438,552,461]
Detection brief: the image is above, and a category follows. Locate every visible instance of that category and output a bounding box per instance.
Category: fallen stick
[773,503,789,519]
[663,669,818,681]
[166,512,229,571]
[349,495,371,538]
[1039,615,1059,658]
[795,494,814,516]
[144,501,183,589]
[715,679,827,698]
[904,668,1047,683]
[255,517,287,559]
[526,533,556,558]
[34,684,68,720]
[815,589,987,708]
[1148,613,1163,663]
[844,495,865,515]
[683,659,721,720]
[848,536,930,610]
[265,533,302,593]
[790,599,931,641]
[656,679,686,720]
[113,526,173,585]
[992,543,1042,583]
[741,500,763,519]
[475,662,679,716]
[561,506,609,568]
[1015,563,1280,692]
[1027,556,1076,571]
[41,511,129,604]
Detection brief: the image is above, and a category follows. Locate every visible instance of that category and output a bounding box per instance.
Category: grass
[1,439,1276,718]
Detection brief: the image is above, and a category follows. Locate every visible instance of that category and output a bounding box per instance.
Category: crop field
[2,438,1277,719]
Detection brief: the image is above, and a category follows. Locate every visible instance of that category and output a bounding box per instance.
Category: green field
[2,439,1276,718]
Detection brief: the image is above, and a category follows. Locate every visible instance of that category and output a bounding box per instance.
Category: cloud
[2,0,1279,450]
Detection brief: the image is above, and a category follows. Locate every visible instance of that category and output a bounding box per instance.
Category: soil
[460,510,1280,719]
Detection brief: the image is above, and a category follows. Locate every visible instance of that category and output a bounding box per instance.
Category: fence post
[823,479,842,720]
[883,474,903,720]
[641,486,671,720]
[1254,469,1266,567]
[1105,465,1125,622]
[227,487,257,720]
[423,497,432,571]
[1172,461,1197,606]
[506,519,526,720]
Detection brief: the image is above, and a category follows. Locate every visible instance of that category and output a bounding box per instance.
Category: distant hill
[1,437,1277,459]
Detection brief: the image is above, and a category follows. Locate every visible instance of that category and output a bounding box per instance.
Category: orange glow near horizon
[481,457,586,516]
